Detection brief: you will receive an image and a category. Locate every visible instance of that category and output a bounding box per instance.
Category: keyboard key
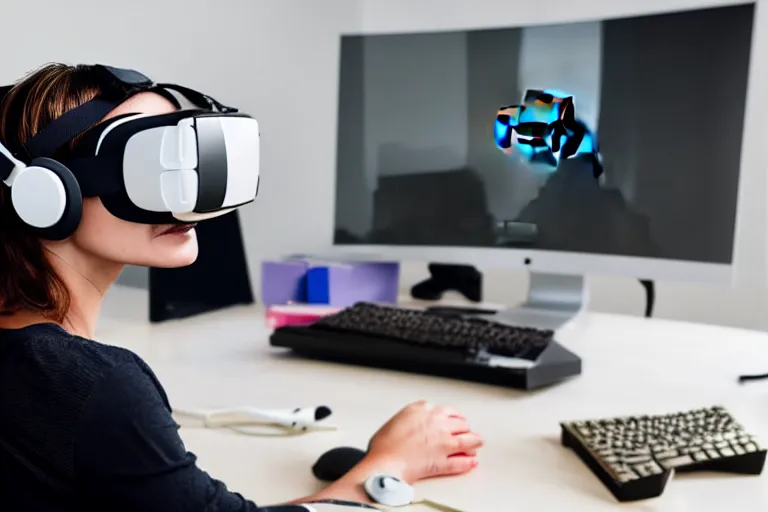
[617,472,638,483]
[659,455,694,469]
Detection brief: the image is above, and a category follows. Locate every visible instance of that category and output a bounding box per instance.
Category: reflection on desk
[96,287,768,511]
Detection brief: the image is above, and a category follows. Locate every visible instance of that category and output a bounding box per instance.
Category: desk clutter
[261,258,400,328]
[261,259,766,503]
[261,258,399,308]
[265,304,343,330]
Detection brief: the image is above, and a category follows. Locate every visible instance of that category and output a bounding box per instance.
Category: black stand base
[269,326,581,391]
[149,211,254,322]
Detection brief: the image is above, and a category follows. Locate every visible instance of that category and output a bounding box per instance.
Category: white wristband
[363,473,415,507]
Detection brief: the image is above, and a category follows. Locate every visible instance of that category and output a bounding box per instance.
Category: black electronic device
[313,447,367,482]
[425,305,498,316]
[411,263,484,303]
[269,303,582,390]
[149,210,253,322]
[561,405,766,502]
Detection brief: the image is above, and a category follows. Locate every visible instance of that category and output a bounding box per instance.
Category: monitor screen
[333,3,754,265]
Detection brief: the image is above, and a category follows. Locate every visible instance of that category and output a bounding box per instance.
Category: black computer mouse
[312,446,367,482]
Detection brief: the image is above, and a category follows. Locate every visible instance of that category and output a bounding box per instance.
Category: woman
[0,63,483,510]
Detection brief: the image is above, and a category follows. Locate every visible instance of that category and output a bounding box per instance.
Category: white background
[2,0,767,329]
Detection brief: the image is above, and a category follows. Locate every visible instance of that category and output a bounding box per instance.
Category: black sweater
[0,322,260,511]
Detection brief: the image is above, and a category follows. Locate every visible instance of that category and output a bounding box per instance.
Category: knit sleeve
[73,361,259,511]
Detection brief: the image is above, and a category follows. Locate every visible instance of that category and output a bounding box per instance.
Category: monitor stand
[490,271,587,331]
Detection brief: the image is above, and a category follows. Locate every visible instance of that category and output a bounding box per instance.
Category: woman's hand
[365,400,484,484]
[286,401,482,506]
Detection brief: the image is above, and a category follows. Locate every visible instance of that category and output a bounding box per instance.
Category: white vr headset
[0,64,260,240]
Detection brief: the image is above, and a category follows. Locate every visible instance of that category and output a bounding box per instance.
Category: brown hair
[0,63,105,322]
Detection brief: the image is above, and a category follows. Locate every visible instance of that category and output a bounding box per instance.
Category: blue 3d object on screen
[494,89,603,179]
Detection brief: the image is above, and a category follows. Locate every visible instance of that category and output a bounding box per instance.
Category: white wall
[358,0,768,330]
[0,0,361,297]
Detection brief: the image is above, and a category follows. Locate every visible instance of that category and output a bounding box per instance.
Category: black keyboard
[561,406,766,502]
[269,303,582,390]
[315,302,553,359]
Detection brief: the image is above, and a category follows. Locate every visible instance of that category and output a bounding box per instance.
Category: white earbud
[173,405,333,433]
[363,474,415,507]
[204,406,331,431]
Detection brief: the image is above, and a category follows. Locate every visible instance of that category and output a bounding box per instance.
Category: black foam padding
[99,65,152,85]
[0,150,14,182]
[312,447,367,482]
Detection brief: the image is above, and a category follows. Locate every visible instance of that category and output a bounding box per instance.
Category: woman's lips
[158,223,197,236]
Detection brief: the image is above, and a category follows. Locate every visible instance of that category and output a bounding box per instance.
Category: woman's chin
[149,235,199,267]
[166,251,199,268]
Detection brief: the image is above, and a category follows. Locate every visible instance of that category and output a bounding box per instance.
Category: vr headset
[0,64,260,240]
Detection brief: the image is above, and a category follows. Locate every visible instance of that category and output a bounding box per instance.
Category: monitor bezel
[321,243,731,283]
[330,2,756,286]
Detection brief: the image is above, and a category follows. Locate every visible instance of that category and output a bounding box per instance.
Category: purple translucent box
[261,260,309,307]
[261,259,399,308]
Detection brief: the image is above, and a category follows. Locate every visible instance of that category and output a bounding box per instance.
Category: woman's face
[68,92,199,268]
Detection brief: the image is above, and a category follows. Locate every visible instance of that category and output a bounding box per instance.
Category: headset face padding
[82,110,201,225]
[71,110,258,225]
[10,158,83,240]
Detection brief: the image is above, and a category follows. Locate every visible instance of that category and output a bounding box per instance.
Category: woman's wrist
[353,452,407,481]
[296,453,407,504]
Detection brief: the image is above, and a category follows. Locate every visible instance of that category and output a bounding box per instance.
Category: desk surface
[98,287,768,511]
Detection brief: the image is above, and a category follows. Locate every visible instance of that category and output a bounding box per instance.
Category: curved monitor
[331,3,754,283]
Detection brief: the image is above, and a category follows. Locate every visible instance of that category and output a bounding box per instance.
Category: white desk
[97,287,768,511]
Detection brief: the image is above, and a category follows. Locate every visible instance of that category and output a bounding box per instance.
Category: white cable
[172,405,335,436]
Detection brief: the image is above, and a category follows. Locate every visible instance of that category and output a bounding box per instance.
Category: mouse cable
[738,372,768,383]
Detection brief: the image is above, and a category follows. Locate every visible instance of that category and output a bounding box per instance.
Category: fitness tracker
[363,473,415,507]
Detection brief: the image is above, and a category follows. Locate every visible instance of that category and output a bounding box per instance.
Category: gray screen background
[333,4,753,264]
